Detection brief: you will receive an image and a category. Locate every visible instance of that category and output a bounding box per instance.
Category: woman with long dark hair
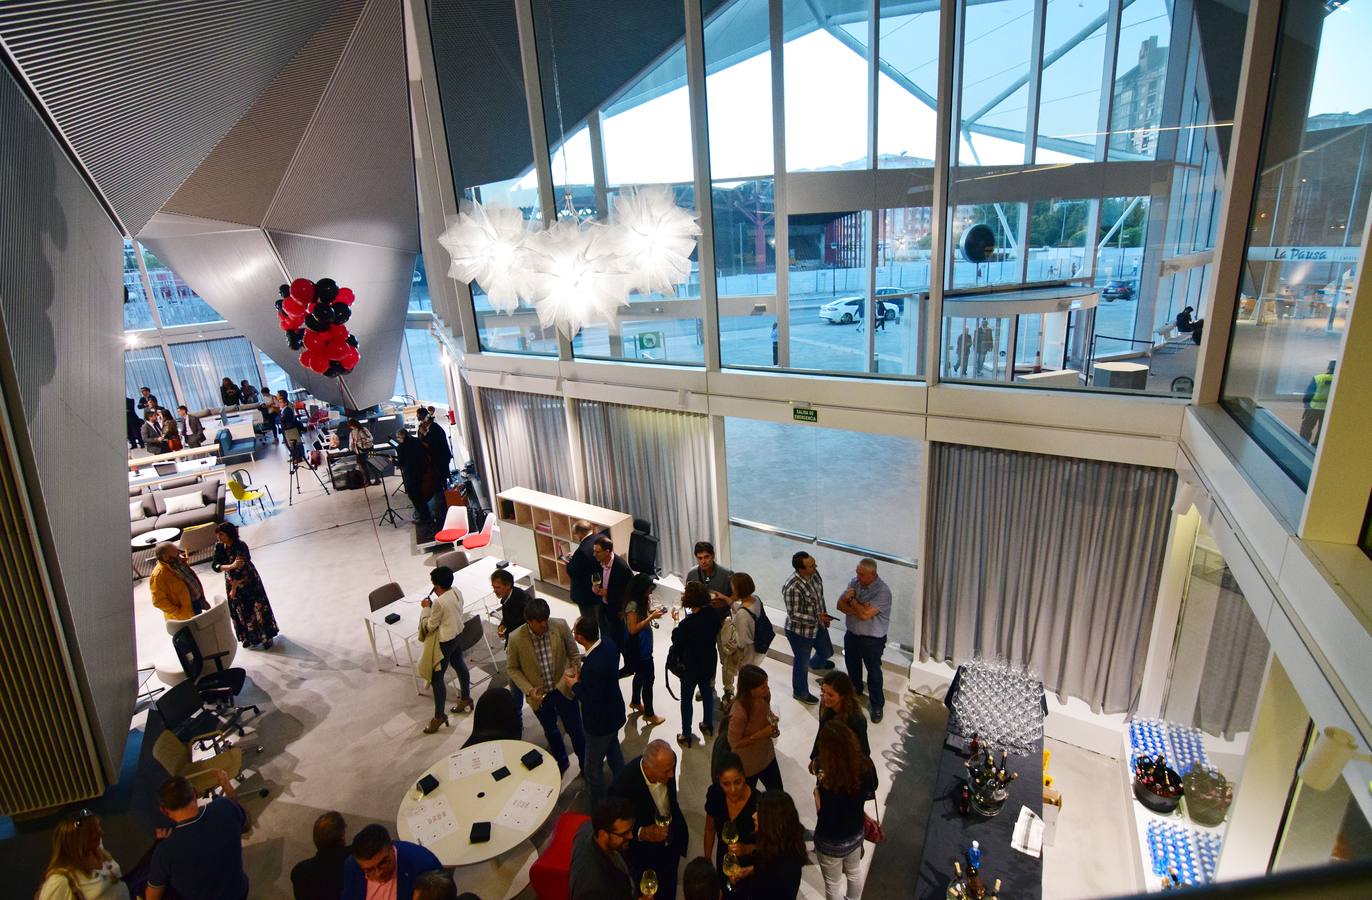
[813,721,877,900]
[702,752,758,874]
[35,810,130,900]
[219,377,240,406]
[623,572,667,726]
[735,789,805,900]
[810,670,870,765]
[212,521,279,649]
[728,664,783,790]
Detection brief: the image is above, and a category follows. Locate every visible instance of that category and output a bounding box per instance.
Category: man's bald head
[642,740,677,784]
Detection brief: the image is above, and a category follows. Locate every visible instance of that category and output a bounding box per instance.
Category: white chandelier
[438,185,701,336]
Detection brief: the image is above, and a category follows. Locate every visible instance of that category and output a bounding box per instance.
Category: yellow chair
[152,730,243,797]
[227,473,272,517]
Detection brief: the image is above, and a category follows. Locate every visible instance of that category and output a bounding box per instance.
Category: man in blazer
[568,615,626,803]
[506,597,586,774]
[176,405,206,448]
[589,535,634,661]
[340,824,440,900]
[611,740,688,900]
[565,519,608,623]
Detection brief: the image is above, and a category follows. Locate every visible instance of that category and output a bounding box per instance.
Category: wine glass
[640,869,659,897]
[654,812,672,831]
[722,851,741,883]
[721,821,739,848]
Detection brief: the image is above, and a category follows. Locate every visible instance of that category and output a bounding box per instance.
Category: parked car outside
[819,288,909,324]
[1102,280,1135,301]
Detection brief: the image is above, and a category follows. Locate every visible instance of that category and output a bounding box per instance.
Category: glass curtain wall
[724,415,922,656]
[1220,0,1369,490]
[428,0,554,356]
[531,0,707,364]
[140,245,223,327]
[406,327,449,404]
[123,239,156,331]
[167,337,261,411]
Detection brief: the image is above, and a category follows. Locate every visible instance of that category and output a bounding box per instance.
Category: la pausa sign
[1249,245,1359,262]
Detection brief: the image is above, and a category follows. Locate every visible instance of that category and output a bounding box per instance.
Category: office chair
[368,581,405,612]
[436,549,470,572]
[155,678,231,751]
[461,512,495,555]
[171,626,260,736]
[628,517,660,576]
[227,473,272,517]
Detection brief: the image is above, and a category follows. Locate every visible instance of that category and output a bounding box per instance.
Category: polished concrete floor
[116,438,1136,899]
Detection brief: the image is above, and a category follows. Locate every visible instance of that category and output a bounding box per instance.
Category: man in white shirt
[419,566,471,734]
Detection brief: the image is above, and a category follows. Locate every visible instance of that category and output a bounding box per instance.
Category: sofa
[130,477,226,538]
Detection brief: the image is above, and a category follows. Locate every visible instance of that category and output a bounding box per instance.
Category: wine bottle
[967,867,986,900]
[987,879,1001,899]
[967,840,982,869]
[959,783,971,815]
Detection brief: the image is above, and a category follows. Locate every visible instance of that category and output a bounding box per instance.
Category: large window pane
[787,211,870,373]
[873,207,931,375]
[167,337,260,411]
[123,240,155,332]
[1108,0,1171,160]
[876,6,941,167]
[407,327,448,405]
[1036,0,1109,162]
[140,246,224,327]
[707,0,779,368]
[957,0,1036,165]
[783,0,870,172]
[259,350,298,397]
[725,416,922,653]
[949,201,1022,289]
[124,347,175,411]
[1221,0,1369,489]
[408,255,432,312]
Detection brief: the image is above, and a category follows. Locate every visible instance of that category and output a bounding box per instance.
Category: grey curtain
[478,388,574,499]
[124,347,176,409]
[577,400,715,576]
[922,442,1177,714]
[166,336,260,410]
[1193,567,1268,738]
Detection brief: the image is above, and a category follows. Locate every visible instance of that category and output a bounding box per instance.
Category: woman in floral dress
[212,521,279,649]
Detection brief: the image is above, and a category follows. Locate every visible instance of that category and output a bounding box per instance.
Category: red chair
[433,506,469,544]
[529,811,589,900]
[461,512,494,555]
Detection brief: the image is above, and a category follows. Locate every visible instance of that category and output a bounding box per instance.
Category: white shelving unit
[494,487,632,590]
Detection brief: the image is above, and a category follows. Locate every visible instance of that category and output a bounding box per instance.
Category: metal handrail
[1087,333,1155,376]
[729,517,918,569]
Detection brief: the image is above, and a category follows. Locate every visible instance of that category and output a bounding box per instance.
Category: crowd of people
[64,430,894,898]
[126,381,287,453]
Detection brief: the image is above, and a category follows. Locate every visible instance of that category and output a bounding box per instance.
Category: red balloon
[335,287,355,306]
[278,311,305,331]
[282,296,307,317]
[311,356,330,374]
[339,346,360,370]
[303,330,327,351]
[290,278,315,305]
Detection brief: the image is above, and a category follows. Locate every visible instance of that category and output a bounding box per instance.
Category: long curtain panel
[577,400,715,577]
[922,443,1177,714]
[124,347,176,409]
[166,337,261,411]
[477,388,575,499]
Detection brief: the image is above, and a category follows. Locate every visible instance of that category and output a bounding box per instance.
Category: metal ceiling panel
[160,0,368,227]
[267,229,414,408]
[264,0,418,251]
[0,0,340,233]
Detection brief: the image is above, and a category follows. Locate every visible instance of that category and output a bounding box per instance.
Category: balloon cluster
[275,277,361,378]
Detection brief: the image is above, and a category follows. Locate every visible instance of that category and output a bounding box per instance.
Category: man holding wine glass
[570,797,656,900]
[611,740,689,899]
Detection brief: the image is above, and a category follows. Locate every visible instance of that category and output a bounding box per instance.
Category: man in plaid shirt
[782,551,835,704]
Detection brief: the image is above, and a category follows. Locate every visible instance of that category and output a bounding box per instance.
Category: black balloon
[304,312,330,332]
[324,359,346,378]
[313,302,337,326]
[346,334,359,348]
[314,278,340,303]
[278,284,291,298]
[274,298,285,313]
[330,302,351,324]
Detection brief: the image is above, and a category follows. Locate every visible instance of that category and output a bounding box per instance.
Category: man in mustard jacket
[149,543,209,620]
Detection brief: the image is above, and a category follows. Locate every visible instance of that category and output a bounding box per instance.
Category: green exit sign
[793,407,818,423]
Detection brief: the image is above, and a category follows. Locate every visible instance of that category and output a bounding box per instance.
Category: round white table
[397,739,562,866]
[132,526,183,549]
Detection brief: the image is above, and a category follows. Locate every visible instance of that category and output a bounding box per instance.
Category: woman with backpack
[671,581,722,748]
[728,572,772,672]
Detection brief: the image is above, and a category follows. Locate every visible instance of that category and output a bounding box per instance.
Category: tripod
[287,440,330,506]
[360,451,403,528]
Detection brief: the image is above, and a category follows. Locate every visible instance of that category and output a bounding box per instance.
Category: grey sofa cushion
[130,517,157,538]
[152,482,209,516]
[156,474,202,491]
